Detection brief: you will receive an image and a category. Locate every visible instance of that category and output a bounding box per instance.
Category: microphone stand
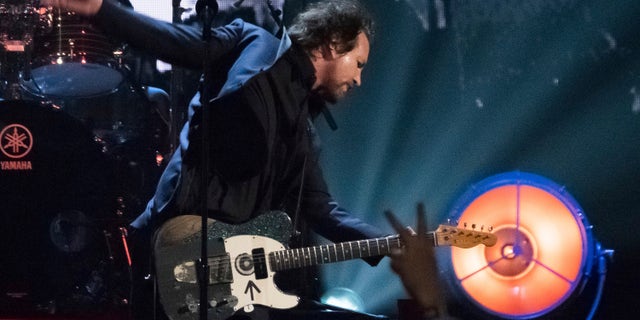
[197,1,218,320]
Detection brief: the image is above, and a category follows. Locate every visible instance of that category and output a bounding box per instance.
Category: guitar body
[154,211,299,320]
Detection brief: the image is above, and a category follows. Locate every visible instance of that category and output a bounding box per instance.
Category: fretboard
[268,233,435,272]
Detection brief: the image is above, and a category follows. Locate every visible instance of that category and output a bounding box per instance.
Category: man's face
[313,32,370,104]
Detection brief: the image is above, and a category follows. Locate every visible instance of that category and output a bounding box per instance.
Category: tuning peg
[463,222,467,228]
[472,223,476,230]
[481,225,484,231]
[489,226,493,232]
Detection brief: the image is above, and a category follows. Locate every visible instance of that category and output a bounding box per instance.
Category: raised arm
[40,0,104,16]
[41,0,241,69]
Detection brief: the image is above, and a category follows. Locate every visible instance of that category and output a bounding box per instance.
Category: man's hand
[40,0,104,16]
[385,203,447,315]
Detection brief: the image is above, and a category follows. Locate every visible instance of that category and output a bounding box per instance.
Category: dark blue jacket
[95,0,384,253]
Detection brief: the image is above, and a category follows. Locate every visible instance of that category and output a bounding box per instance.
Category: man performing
[41,0,392,319]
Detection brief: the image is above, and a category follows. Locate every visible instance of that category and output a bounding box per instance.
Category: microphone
[195,0,219,18]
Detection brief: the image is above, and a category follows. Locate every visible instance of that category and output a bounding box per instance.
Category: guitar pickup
[252,248,268,279]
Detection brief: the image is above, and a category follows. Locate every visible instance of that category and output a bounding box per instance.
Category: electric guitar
[153,211,497,320]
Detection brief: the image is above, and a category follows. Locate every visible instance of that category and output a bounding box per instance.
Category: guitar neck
[268,234,435,272]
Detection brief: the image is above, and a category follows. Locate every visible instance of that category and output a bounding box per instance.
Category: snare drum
[27,8,125,98]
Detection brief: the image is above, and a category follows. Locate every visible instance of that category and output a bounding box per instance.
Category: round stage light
[444,171,606,319]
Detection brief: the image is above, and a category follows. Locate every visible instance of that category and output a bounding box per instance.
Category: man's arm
[42,0,241,69]
[299,157,386,266]
[41,0,104,15]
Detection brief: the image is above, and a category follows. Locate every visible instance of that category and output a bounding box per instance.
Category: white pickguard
[224,235,300,311]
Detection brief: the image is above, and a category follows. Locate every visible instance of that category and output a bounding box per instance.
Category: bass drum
[36,82,172,217]
[0,100,130,316]
[26,8,125,98]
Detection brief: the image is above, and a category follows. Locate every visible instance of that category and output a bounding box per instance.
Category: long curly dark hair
[288,0,374,54]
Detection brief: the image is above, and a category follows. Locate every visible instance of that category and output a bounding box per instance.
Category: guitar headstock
[434,224,497,248]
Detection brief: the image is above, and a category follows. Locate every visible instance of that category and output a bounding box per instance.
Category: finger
[416,202,427,235]
[389,259,401,274]
[384,210,405,234]
[389,247,403,257]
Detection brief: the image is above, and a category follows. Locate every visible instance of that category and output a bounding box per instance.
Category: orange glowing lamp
[446,171,598,319]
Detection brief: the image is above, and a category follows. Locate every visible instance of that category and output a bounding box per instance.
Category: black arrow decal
[244,280,261,301]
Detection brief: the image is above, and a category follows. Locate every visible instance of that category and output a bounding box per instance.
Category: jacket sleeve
[301,157,386,266]
[93,0,241,69]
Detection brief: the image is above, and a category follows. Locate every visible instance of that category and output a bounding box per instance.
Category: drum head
[0,99,120,315]
[28,63,124,97]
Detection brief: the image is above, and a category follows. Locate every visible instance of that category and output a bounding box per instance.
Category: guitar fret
[329,245,338,262]
[299,248,304,267]
[360,240,368,257]
[340,242,345,261]
[385,237,391,254]
[273,251,280,271]
[283,251,290,269]
[290,249,296,268]
[277,252,281,270]
[298,248,304,267]
[343,241,350,259]
[312,246,318,265]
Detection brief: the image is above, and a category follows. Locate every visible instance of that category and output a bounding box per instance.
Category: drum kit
[1,0,170,316]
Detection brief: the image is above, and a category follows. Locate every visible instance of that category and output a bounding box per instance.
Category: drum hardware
[0,1,40,49]
[0,1,46,100]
